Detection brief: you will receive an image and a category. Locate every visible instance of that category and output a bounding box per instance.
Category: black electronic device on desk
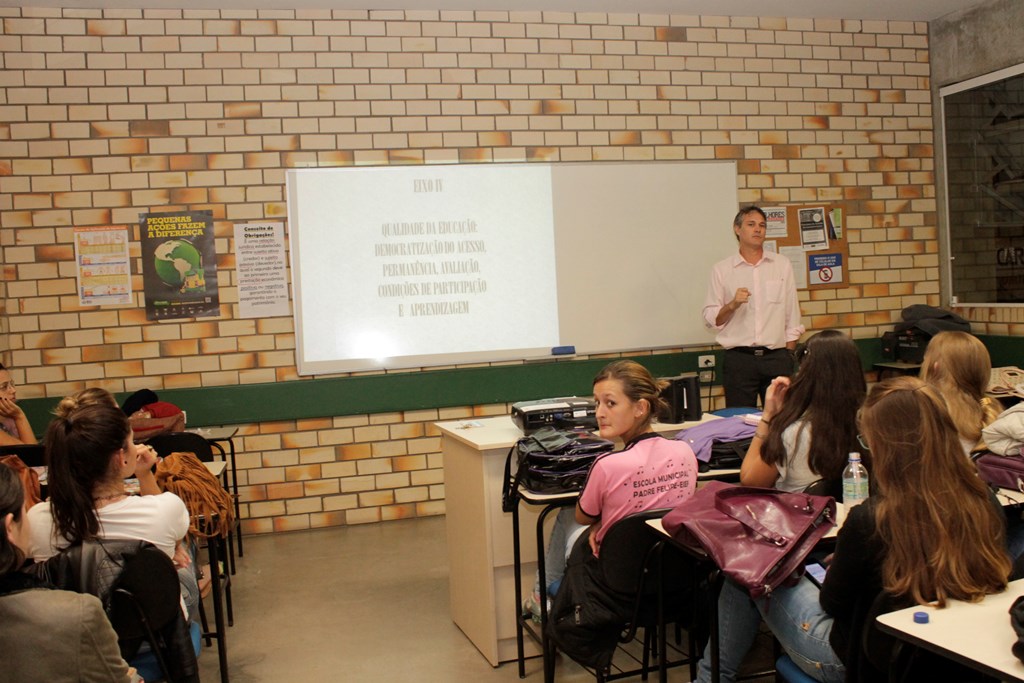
[511,397,597,434]
[881,330,930,364]
[659,373,702,423]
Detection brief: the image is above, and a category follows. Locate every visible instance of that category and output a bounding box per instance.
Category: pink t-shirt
[578,433,698,555]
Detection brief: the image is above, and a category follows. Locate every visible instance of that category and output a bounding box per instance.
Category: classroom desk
[188,426,243,557]
[436,413,720,667]
[876,579,1024,683]
[196,512,231,683]
[514,488,577,680]
[998,487,1024,506]
[204,460,227,478]
[873,361,922,379]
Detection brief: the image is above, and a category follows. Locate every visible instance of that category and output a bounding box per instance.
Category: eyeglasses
[856,434,870,451]
[0,381,14,392]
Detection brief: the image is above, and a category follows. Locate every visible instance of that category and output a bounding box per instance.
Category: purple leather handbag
[975,452,1024,491]
[662,480,836,598]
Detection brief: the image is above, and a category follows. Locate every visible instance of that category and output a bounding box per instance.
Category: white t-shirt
[26,492,189,562]
[773,419,820,493]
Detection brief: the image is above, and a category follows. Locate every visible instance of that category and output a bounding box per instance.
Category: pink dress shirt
[702,250,804,349]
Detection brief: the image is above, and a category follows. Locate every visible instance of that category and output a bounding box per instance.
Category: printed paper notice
[234,221,290,319]
[799,207,829,251]
[764,206,788,238]
[829,208,843,239]
[808,252,844,286]
[780,245,808,289]
[74,227,132,306]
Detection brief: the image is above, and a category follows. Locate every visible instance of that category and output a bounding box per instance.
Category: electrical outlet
[698,355,716,368]
[699,370,715,383]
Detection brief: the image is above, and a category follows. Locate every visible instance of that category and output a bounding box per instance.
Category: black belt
[728,346,785,357]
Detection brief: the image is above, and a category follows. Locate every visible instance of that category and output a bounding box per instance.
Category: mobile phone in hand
[805,561,827,587]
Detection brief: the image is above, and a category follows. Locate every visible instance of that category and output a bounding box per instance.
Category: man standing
[702,206,804,408]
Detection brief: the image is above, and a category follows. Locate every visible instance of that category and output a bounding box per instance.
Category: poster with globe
[140,210,220,320]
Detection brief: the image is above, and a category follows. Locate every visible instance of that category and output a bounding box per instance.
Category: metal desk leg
[535,504,561,683]
[207,529,230,683]
[223,436,242,558]
[656,541,668,683]
[209,440,237,576]
[513,499,526,678]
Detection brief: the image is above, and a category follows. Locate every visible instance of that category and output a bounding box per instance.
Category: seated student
[52,386,201,617]
[920,330,1002,455]
[740,329,866,491]
[0,363,37,446]
[547,360,700,665]
[694,331,865,680]
[576,359,700,553]
[700,376,1012,683]
[0,463,137,682]
[25,390,196,616]
[524,360,700,620]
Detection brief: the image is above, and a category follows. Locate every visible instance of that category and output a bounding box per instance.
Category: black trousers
[723,347,795,408]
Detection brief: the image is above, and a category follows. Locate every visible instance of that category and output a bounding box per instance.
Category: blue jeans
[533,506,585,597]
[696,576,846,683]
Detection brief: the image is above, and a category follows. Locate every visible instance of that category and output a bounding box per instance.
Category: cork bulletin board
[762,204,849,291]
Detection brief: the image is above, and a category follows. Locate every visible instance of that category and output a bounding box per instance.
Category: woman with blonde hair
[704,376,1011,682]
[920,330,1002,453]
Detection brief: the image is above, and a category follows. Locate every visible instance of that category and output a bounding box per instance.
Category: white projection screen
[286,161,738,375]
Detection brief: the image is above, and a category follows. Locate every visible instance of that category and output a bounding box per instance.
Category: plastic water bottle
[842,452,870,508]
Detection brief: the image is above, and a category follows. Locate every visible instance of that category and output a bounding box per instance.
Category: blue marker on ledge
[551,345,576,356]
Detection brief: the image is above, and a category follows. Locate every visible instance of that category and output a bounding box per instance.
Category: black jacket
[26,539,200,683]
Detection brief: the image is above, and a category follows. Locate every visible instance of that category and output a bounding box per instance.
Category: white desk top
[519,489,579,505]
[435,412,721,451]
[876,578,1024,683]
[646,500,846,540]
[204,460,227,477]
[998,487,1024,507]
[187,426,239,441]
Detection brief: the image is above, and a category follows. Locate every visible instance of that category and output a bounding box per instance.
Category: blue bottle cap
[913,611,929,624]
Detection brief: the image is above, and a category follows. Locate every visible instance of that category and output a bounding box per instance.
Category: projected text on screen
[288,165,560,373]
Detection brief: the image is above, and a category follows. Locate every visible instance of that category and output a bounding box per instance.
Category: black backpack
[501,427,614,512]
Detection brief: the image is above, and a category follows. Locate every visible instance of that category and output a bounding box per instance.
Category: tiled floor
[197,516,774,682]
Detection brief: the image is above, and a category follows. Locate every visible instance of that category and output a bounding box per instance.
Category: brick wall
[0,8,946,534]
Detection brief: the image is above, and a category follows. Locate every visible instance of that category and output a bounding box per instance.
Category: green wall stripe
[21,351,719,429]
[20,334,1015,431]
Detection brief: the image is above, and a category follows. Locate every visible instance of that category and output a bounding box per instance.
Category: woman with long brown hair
[856,376,1010,607]
[740,329,866,490]
[26,390,188,561]
[702,376,1012,683]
